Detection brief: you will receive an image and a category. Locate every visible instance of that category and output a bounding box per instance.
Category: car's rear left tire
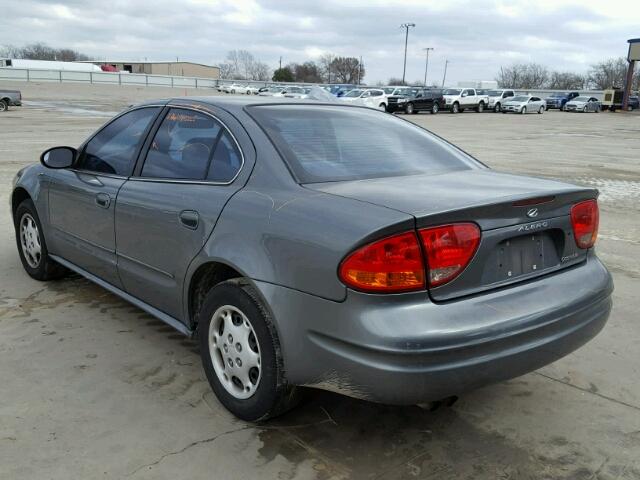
[431,103,439,114]
[198,280,299,421]
[0,99,8,112]
[476,102,484,113]
[14,199,67,281]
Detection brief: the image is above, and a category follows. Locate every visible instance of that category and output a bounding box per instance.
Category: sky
[1,0,638,84]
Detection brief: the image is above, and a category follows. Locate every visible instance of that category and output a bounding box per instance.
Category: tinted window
[250,105,479,183]
[208,132,243,182]
[78,107,159,175]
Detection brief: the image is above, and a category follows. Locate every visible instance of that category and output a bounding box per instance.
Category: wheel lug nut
[235,343,242,352]
[223,344,228,353]
[228,334,233,343]
[228,358,233,367]
[236,358,242,367]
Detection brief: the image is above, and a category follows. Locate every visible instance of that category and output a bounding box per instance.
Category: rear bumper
[254,253,613,404]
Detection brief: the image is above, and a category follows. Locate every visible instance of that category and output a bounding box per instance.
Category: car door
[463,89,475,107]
[46,106,161,287]
[114,105,251,321]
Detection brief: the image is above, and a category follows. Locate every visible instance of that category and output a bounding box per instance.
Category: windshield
[573,96,590,102]
[248,105,479,183]
[382,87,395,94]
[395,87,417,96]
[487,90,502,96]
[344,89,363,98]
[443,89,461,95]
[510,96,530,102]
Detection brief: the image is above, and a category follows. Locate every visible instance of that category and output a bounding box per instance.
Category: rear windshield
[248,105,480,183]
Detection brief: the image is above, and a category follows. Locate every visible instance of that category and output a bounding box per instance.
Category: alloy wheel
[20,213,42,268]
[208,305,261,400]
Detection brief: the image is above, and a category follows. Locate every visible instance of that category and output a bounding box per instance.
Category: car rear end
[246,104,613,404]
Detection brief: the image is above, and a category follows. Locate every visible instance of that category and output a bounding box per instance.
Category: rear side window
[249,105,479,183]
[141,108,242,182]
[78,107,159,176]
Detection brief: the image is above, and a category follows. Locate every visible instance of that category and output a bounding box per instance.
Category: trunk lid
[307,170,598,300]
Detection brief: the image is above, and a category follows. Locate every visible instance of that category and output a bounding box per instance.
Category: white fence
[0,67,220,89]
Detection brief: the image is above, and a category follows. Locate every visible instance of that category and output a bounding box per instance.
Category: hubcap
[208,305,261,399]
[20,214,42,268]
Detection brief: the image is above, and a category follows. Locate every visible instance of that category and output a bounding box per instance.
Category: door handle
[179,210,199,230]
[95,193,111,209]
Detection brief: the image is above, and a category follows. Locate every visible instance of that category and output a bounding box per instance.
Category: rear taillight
[571,199,599,249]
[339,223,481,293]
[419,223,481,287]
[338,232,425,293]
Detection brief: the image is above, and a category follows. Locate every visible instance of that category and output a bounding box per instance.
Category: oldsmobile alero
[11,97,613,420]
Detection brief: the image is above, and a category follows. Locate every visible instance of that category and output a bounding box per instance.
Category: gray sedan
[12,97,613,421]
[502,95,547,114]
[565,96,601,112]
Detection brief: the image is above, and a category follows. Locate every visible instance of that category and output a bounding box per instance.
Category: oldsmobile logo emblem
[526,208,539,218]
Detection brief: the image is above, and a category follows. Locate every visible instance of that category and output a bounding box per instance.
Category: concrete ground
[1,82,639,480]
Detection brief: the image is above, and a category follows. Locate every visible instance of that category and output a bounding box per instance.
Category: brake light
[419,223,481,287]
[339,232,425,293]
[571,200,599,249]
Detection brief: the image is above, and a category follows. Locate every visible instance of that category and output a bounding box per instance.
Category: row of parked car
[218,82,640,115]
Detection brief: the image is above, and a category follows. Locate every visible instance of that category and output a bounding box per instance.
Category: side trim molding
[50,254,192,337]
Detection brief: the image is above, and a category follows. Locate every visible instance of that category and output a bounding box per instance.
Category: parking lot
[1,82,639,480]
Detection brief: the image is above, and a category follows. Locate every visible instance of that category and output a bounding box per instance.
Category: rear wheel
[494,103,501,112]
[14,199,67,281]
[431,103,439,114]
[198,281,298,421]
[379,103,387,112]
[476,102,484,113]
[0,99,8,112]
[538,106,544,114]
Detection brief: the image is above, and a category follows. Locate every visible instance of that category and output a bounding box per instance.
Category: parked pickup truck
[544,91,579,110]
[0,89,22,111]
[442,88,488,113]
[486,89,515,112]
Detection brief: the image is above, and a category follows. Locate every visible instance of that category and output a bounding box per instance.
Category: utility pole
[279,56,282,70]
[422,47,434,87]
[400,23,415,85]
[358,56,363,85]
[442,59,449,87]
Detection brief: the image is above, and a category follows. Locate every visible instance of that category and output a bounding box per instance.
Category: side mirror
[41,146,77,169]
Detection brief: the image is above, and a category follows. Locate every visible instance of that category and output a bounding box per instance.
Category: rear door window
[249,105,479,183]
[140,108,242,182]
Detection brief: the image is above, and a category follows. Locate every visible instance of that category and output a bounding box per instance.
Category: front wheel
[198,281,298,421]
[405,103,415,114]
[521,107,527,114]
[431,103,439,114]
[451,102,460,114]
[14,199,67,281]
[582,106,588,113]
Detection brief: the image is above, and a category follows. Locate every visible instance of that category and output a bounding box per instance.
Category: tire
[231,90,236,94]
[379,103,387,112]
[0,99,8,112]
[494,103,501,113]
[582,106,588,113]
[14,199,67,281]
[451,102,460,114]
[246,90,251,95]
[538,106,544,114]
[476,102,484,113]
[501,110,507,114]
[431,103,439,114]
[521,107,527,114]
[405,103,415,114]
[560,104,566,111]
[198,280,298,421]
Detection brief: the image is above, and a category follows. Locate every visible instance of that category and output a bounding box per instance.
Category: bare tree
[218,50,270,80]
[1,42,89,61]
[318,54,334,82]
[496,63,548,88]
[588,57,628,89]
[547,71,586,90]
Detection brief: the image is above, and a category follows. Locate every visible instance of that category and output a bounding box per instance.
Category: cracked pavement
[0,82,639,479]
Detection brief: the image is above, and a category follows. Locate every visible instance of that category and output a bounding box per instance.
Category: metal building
[84,61,220,79]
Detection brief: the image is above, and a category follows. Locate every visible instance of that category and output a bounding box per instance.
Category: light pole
[442,59,449,87]
[400,23,415,85]
[423,47,434,87]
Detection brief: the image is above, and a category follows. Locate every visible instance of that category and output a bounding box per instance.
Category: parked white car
[502,95,547,114]
[442,88,489,113]
[486,89,516,112]
[564,96,601,113]
[272,86,308,99]
[339,88,389,111]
